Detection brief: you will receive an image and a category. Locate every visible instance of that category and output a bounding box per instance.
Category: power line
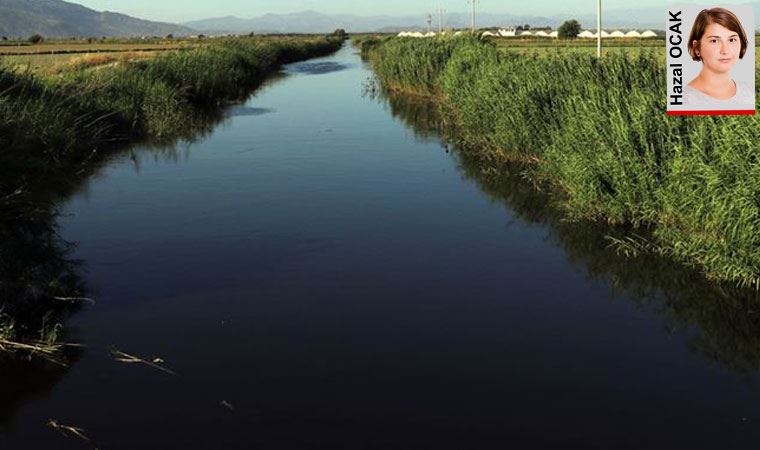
[468,0,480,33]
[435,8,447,33]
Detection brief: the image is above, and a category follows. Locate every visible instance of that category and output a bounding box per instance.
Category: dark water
[2,44,760,450]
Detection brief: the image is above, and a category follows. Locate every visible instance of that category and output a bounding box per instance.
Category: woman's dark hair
[688,7,748,61]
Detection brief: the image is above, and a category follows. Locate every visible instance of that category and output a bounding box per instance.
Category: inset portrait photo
[666,5,755,115]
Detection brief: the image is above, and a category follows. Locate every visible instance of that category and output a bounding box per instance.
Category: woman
[684,7,754,106]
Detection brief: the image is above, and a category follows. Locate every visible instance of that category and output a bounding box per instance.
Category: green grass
[362,36,760,289]
[0,35,344,167]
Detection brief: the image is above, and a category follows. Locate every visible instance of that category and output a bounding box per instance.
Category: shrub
[558,20,581,39]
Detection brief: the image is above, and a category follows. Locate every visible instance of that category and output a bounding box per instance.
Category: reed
[0,36,345,173]
[363,37,760,288]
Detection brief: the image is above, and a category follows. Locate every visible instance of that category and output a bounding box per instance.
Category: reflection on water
[0,72,291,427]
[0,199,84,343]
[374,85,760,376]
[225,106,276,118]
[0,349,84,429]
[287,61,351,75]
[0,194,88,425]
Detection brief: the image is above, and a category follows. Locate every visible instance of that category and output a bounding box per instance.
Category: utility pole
[597,0,602,58]
[469,0,479,33]
[436,8,446,33]
[427,13,433,33]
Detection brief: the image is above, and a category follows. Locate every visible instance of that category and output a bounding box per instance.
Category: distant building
[577,29,660,38]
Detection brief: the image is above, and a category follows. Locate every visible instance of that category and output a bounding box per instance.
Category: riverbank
[0,35,344,194]
[360,37,760,290]
[0,35,344,353]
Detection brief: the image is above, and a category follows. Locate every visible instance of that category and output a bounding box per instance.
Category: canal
[1,43,759,449]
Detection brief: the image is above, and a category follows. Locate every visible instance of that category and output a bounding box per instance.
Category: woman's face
[695,22,742,74]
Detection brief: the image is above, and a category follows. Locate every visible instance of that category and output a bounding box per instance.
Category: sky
[69,0,743,23]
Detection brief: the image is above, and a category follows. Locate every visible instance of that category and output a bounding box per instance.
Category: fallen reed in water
[112,349,177,376]
[362,37,760,289]
[48,419,97,449]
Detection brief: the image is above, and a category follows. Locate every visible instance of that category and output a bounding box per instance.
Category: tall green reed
[364,37,760,288]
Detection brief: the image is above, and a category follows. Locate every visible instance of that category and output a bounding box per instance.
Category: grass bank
[361,37,760,289]
[0,35,343,197]
[0,37,342,177]
[379,85,760,374]
[0,35,344,355]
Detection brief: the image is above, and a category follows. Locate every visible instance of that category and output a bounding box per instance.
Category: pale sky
[69,1,748,23]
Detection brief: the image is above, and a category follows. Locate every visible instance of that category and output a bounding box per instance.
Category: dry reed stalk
[48,419,98,449]
[112,349,177,375]
[0,339,81,366]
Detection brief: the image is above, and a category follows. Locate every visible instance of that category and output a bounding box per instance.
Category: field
[0,36,350,74]
[361,36,760,289]
[494,38,664,57]
[0,41,194,54]
[0,38,212,74]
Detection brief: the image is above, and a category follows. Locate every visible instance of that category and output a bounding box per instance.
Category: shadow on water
[0,195,88,427]
[286,61,351,75]
[370,83,760,378]
[0,68,294,424]
[225,106,276,118]
[0,350,84,429]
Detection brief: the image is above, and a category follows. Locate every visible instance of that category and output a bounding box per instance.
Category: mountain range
[0,0,193,38]
[3,1,760,38]
[186,6,760,34]
[183,10,653,34]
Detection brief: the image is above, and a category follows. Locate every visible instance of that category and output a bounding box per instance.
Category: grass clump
[363,37,760,288]
[369,36,466,95]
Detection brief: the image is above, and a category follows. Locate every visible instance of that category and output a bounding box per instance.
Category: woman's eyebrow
[705,34,739,39]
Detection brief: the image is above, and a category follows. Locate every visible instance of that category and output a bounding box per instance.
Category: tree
[165,33,174,39]
[558,20,581,39]
[333,28,347,39]
[28,34,44,44]
[1,36,7,41]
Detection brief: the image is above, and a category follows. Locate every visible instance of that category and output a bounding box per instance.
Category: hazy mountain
[185,6,760,34]
[183,10,656,34]
[0,0,195,38]
[185,10,557,34]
